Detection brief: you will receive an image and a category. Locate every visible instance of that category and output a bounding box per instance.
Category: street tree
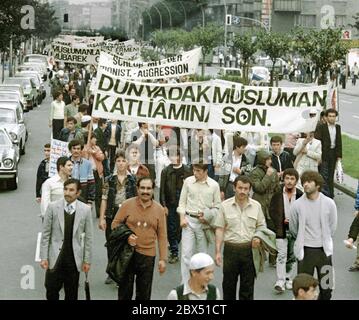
[192,23,223,76]
[233,33,258,83]
[293,28,349,85]
[257,31,290,86]
[349,12,359,31]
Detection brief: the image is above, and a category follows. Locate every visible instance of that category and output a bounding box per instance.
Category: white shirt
[328,124,336,149]
[229,152,243,182]
[50,100,65,120]
[64,199,77,215]
[283,187,296,219]
[41,174,66,216]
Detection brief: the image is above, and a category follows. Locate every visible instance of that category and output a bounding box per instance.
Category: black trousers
[52,119,64,140]
[45,263,79,300]
[93,170,103,218]
[297,247,333,300]
[117,251,155,300]
[108,145,117,173]
[222,242,256,300]
[320,149,337,198]
[145,163,156,181]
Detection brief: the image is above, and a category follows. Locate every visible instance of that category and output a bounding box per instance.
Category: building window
[295,14,316,27]
[335,15,345,27]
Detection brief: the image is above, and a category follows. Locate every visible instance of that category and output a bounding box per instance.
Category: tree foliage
[257,31,290,86]
[233,33,257,83]
[292,28,349,85]
[0,0,61,52]
[349,12,359,31]
[191,23,223,76]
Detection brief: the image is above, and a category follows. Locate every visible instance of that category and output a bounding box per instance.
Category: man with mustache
[111,177,167,300]
[214,175,267,300]
[40,179,93,300]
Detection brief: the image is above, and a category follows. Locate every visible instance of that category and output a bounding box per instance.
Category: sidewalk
[338,80,359,97]
[335,174,358,198]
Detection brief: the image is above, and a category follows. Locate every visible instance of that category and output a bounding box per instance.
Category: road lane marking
[353,115,359,119]
[341,99,353,104]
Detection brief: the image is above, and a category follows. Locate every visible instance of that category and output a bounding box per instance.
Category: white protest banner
[51,40,140,64]
[92,72,329,133]
[49,139,70,177]
[98,48,201,80]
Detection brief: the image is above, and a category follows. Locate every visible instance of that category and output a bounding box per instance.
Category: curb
[334,182,356,198]
[338,90,359,98]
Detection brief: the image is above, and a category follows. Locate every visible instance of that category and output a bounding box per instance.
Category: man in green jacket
[249,150,280,265]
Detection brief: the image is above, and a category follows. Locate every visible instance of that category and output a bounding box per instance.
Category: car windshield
[0,108,16,124]
[0,130,11,146]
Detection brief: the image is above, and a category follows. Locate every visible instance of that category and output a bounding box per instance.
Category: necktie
[66,204,73,215]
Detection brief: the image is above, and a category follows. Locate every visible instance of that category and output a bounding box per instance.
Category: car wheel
[8,174,18,190]
[33,99,38,108]
[20,140,25,155]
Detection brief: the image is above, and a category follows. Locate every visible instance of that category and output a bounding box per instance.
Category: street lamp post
[179,1,187,28]
[153,5,163,31]
[159,1,172,28]
[235,16,270,32]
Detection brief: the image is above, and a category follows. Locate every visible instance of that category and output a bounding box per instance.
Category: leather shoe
[348,265,359,272]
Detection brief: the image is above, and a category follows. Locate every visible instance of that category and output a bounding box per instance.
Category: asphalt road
[0,84,358,300]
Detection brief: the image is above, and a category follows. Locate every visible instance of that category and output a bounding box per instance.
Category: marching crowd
[35,60,359,301]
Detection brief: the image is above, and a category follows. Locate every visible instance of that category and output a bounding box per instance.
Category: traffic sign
[226,14,232,25]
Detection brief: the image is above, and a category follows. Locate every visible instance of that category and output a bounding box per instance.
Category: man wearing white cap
[167,253,220,300]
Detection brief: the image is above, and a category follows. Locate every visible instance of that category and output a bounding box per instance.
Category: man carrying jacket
[269,168,303,293]
[99,150,137,284]
[214,175,267,300]
[112,177,167,300]
[160,145,192,264]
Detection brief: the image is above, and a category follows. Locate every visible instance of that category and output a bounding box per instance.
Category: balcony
[274,0,301,12]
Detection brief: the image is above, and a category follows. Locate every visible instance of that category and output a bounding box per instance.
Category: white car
[218,67,243,77]
[0,85,27,112]
[249,66,271,85]
[0,127,19,190]
[0,90,26,112]
[0,101,27,155]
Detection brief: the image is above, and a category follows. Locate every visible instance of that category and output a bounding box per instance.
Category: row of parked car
[0,54,50,190]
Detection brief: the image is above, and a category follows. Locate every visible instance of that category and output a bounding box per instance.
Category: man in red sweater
[112,177,167,300]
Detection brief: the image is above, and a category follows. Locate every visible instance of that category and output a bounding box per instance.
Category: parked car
[3,77,38,110]
[15,71,45,104]
[23,54,49,68]
[249,66,271,85]
[218,67,243,77]
[0,90,26,112]
[23,62,47,80]
[256,57,288,80]
[19,63,46,81]
[0,100,27,155]
[0,85,28,112]
[0,127,19,190]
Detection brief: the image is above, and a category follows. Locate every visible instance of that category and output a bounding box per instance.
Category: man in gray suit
[40,178,93,300]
